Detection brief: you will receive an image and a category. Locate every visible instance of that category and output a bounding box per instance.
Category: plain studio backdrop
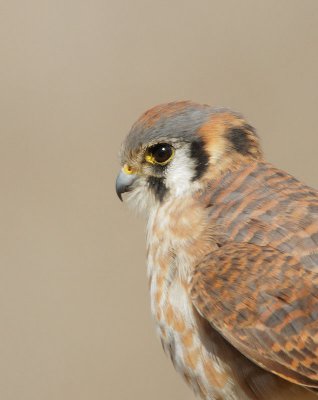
[1,1,318,399]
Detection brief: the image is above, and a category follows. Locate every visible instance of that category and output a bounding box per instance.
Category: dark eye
[145,143,174,165]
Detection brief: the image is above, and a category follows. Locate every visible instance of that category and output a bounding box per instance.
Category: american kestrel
[115,101,318,400]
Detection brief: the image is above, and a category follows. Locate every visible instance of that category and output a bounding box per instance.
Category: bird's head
[116,101,262,214]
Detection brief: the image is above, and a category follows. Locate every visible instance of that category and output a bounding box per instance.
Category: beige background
[1,1,318,399]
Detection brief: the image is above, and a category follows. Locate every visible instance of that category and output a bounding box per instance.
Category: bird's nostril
[123,164,134,175]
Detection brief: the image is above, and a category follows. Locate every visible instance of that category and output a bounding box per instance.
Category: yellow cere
[122,164,134,175]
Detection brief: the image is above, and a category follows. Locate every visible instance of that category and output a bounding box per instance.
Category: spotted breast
[146,163,318,400]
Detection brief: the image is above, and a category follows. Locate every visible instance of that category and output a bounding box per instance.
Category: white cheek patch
[125,177,156,216]
[165,147,201,197]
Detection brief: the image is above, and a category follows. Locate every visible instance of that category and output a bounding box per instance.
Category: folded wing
[191,242,318,388]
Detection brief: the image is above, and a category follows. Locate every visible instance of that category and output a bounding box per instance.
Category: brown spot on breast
[181,330,194,347]
[164,303,186,332]
[155,290,162,304]
[158,255,169,273]
[184,348,200,369]
[165,304,174,325]
[156,274,164,289]
[173,316,186,333]
[204,360,228,389]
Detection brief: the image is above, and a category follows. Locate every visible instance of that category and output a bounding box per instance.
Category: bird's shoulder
[201,161,318,270]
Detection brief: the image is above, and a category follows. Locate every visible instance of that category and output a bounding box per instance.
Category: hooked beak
[115,170,137,201]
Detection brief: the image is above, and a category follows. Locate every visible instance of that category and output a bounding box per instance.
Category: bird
[115,101,318,400]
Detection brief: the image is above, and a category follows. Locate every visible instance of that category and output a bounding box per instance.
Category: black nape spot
[190,138,209,181]
[227,125,254,155]
[148,176,168,202]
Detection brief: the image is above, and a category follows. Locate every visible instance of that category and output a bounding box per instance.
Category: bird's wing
[190,242,318,388]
